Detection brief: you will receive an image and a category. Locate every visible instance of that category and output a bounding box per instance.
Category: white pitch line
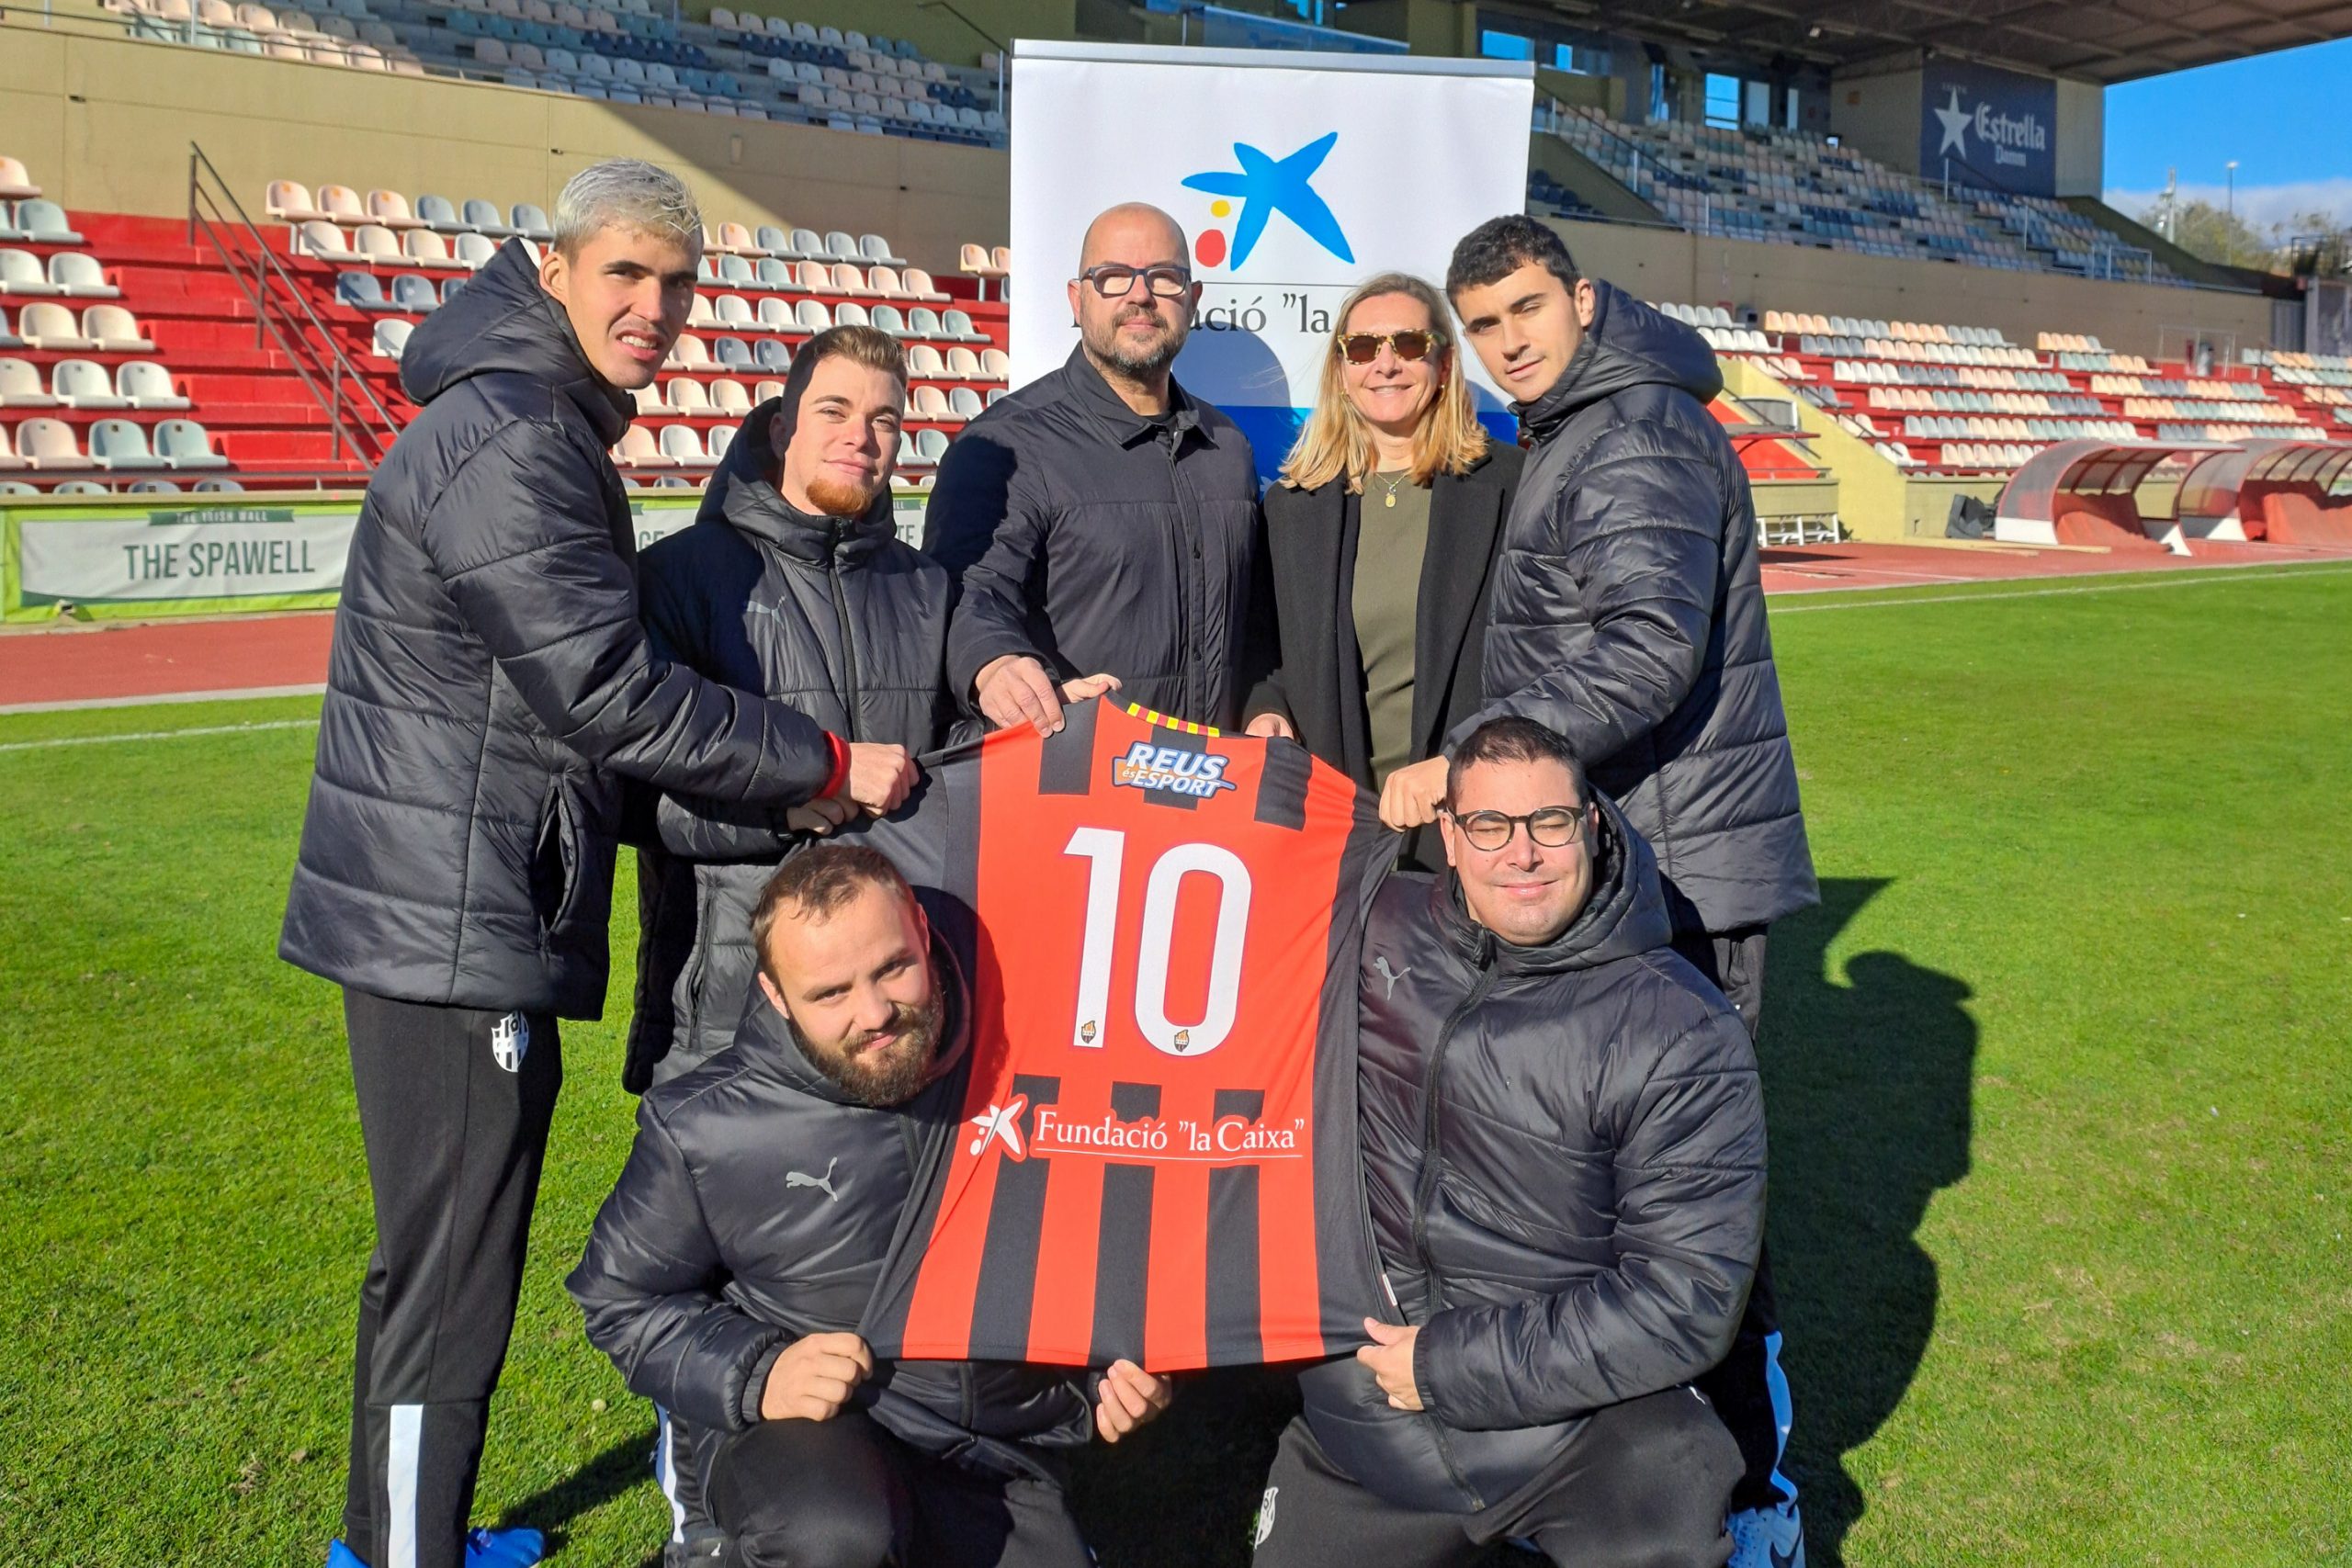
[0,718,318,754]
[1770,561,2352,613]
[0,682,325,716]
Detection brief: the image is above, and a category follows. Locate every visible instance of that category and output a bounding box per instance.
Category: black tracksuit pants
[704,1412,1090,1568]
[1250,1388,1742,1568]
[341,988,562,1568]
[1672,926,1799,1517]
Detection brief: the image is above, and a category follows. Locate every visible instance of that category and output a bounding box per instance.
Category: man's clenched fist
[759,1330,875,1422]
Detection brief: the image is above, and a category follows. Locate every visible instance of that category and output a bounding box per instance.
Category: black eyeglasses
[1337,330,1438,365]
[1077,264,1193,299]
[1444,804,1591,852]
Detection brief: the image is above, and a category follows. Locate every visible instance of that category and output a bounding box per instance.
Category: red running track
[0,612,334,711]
[6,541,2350,711]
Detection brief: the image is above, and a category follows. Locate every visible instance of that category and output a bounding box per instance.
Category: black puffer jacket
[570,904,1095,1483]
[922,344,1271,729]
[628,398,960,1088]
[280,241,831,1019]
[1301,796,1766,1514]
[1458,281,1815,934]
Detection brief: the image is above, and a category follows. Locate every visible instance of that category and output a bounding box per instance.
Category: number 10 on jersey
[1063,827,1253,1058]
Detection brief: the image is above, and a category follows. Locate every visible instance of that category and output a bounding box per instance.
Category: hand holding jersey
[759,1331,875,1423]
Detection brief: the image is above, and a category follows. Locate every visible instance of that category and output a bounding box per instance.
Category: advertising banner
[1920,59,2058,197]
[1,494,716,623]
[1009,40,1534,473]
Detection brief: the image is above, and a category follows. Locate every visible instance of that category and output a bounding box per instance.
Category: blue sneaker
[326,1544,369,1568]
[1725,1501,1804,1568]
[465,1529,546,1568]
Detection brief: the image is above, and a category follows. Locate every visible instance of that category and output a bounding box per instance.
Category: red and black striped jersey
[857,697,1394,1371]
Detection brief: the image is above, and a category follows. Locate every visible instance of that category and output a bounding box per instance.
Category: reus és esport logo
[1111,740,1238,799]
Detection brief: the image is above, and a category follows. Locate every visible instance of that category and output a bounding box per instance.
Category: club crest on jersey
[1111,741,1238,799]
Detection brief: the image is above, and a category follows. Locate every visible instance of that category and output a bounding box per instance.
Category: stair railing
[186,141,403,470]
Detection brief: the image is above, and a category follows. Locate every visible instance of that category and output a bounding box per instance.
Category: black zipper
[1408,938,1498,1511]
[824,525,863,741]
[1162,434,1200,720]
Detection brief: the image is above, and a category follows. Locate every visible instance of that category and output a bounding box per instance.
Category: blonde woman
[1242,272,1522,870]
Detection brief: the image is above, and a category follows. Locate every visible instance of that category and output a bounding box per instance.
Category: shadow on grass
[1761,878,1976,1566]
[492,1425,658,1561]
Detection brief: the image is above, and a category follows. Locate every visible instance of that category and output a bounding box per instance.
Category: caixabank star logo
[1180,131,1357,273]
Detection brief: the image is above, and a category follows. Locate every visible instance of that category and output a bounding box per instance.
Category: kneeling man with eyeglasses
[1252,716,1765,1568]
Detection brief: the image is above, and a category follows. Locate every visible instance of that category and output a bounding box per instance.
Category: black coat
[570,906,1096,1483]
[1301,796,1766,1514]
[922,345,1272,730]
[1246,446,1521,872]
[1460,281,1815,934]
[628,398,963,1089]
[280,242,830,1019]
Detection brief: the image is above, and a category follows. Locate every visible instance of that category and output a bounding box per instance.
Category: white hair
[552,159,702,257]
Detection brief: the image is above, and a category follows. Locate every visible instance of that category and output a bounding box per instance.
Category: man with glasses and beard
[923,202,1272,735]
[572,845,1171,1568]
[1250,716,1764,1568]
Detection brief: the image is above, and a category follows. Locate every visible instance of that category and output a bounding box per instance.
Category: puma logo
[786,1156,841,1202]
[1373,955,1412,999]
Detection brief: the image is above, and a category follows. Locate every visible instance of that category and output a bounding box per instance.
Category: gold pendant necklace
[1375,470,1406,509]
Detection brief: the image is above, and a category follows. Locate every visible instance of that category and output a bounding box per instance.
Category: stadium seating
[110,0,1007,147]
[1547,107,2182,286]
[1686,304,2333,471]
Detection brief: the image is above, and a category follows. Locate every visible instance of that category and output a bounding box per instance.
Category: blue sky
[2103,38,2352,230]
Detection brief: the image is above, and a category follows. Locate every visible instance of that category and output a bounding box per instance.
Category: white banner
[17,508,359,604]
[5,497,725,615]
[1009,41,1534,474]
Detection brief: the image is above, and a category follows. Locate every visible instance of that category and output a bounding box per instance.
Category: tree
[2277,209,2352,277]
[2161,199,2273,268]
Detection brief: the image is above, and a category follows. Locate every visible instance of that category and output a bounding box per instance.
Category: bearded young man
[571,846,1171,1568]
[922,201,1272,735]
[632,322,1119,1090]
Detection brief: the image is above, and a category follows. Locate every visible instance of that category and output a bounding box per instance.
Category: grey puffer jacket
[571,905,1097,1483]
[628,398,961,1089]
[1457,280,1815,934]
[922,344,1272,730]
[1301,795,1766,1514]
[280,241,833,1019]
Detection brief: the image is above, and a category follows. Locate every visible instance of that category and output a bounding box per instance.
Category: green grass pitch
[3,563,2347,1564]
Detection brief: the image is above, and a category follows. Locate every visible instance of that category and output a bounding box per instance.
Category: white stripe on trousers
[387,1403,423,1568]
[657,1406,686,1544]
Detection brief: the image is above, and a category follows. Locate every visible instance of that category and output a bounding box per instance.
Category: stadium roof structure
[1577,0,2352,84]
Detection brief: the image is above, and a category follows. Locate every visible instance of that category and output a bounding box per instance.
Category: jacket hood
[731,912,972,1107]
[399,238,633,445]
[1428,789,1674,976]
[1516,279,1723,444]
[698,396,898,561]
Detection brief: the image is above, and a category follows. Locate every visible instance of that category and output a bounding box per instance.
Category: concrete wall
[1551,216,2275,360]
[2053,77,2104,198]
[1829,61,1923,178]
[0,16,1010,270]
